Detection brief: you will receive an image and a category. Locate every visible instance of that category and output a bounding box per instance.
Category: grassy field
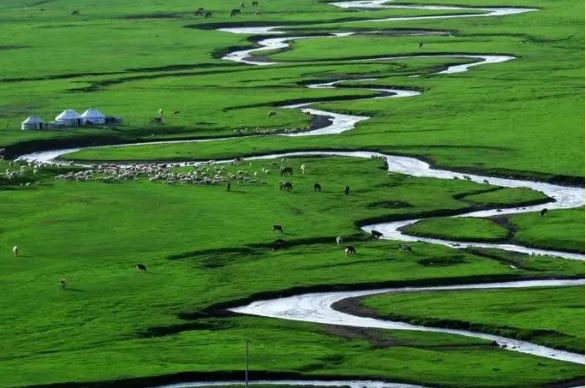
[361,286,585,353]
[401,208,585,252]
[0,0,583,387]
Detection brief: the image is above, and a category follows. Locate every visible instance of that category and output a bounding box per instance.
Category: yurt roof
[81,108,105,118]
[22,116,45,124]
[56,109,82,120]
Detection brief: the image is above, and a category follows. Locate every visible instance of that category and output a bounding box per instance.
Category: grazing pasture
[0,0,583,387]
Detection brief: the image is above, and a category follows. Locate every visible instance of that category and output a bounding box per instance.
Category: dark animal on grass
[60,279,67,290]
[483,179,490,184]
[173,110,180,115]
[273,239,285,251]
[399,244,413,254]
[267,111,277,118]
[205,12,212,18]
[344,185,350,196]
[272,224,283,233]
[255,12,262,16]
[371,230,383,239]
[252,0,259,5]
[419,42,423,48]
[136,263,148,273]
[540,208,548,217]
[230,9,241,16]
[345,246,356,256]
[71,10,80,15]
[314,183,321,192]
[279,181,293,191]
[280,166,293,176]
[196,7,205,15]
[463,175,472,181]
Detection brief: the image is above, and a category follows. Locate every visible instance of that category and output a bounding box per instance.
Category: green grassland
[0,156,584,387]
[402,217,510,242]
[401,208,585,251]
[0,0,584,387]
[361,286,585,353]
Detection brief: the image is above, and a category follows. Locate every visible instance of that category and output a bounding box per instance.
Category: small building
[21,116,45,131]
[55,109,83,127]
[81,108,106,125]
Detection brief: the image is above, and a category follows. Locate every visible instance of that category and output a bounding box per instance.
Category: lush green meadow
[361,286,585,353]
[0,0,583,387]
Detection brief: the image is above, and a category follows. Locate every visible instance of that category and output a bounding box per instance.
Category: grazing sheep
[540,208,548,217]
[279,181,293,191]
[60,279,67,289]
[136,263,148,272]
[336,236,343,246]
[267,111,277,118]
[280,166,293,176]
[314,183,321,192]
[272,224,284,233]
[344,185,350,196]
[345,246,356,256]
[12,246,18,257]
[398,244,413,254]
[371,230,383,239]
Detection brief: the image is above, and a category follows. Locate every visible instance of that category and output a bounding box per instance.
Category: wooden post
[245,339,250,388]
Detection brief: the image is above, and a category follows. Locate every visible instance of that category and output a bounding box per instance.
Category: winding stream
[13,0,586,381]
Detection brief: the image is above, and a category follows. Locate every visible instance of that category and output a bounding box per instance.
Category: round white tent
[21,116,45,131]
[55,109,83,127]
[81,108,106,125]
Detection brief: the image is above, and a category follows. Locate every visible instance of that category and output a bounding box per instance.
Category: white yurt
[21,116,45,131]
[81,108,106,125]
[55,109,83,127]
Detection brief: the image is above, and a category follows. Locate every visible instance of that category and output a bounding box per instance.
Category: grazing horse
[345,246,356,256]
[279,181,293,191]
[205,12,212,18]
[230,9,241,16]
[267,111,277,118]
[540,208,548,217]
[136,263,148,273]
[371,230,383,239]
[344,185,350,195]
[314,183,322,192]
[272,224,284,233]
[60,279,67,289]
[280,166,293,176]
[398,244,413,254]
[12,246,18,257]
[336,236,343,246]
[252,0,259,5]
